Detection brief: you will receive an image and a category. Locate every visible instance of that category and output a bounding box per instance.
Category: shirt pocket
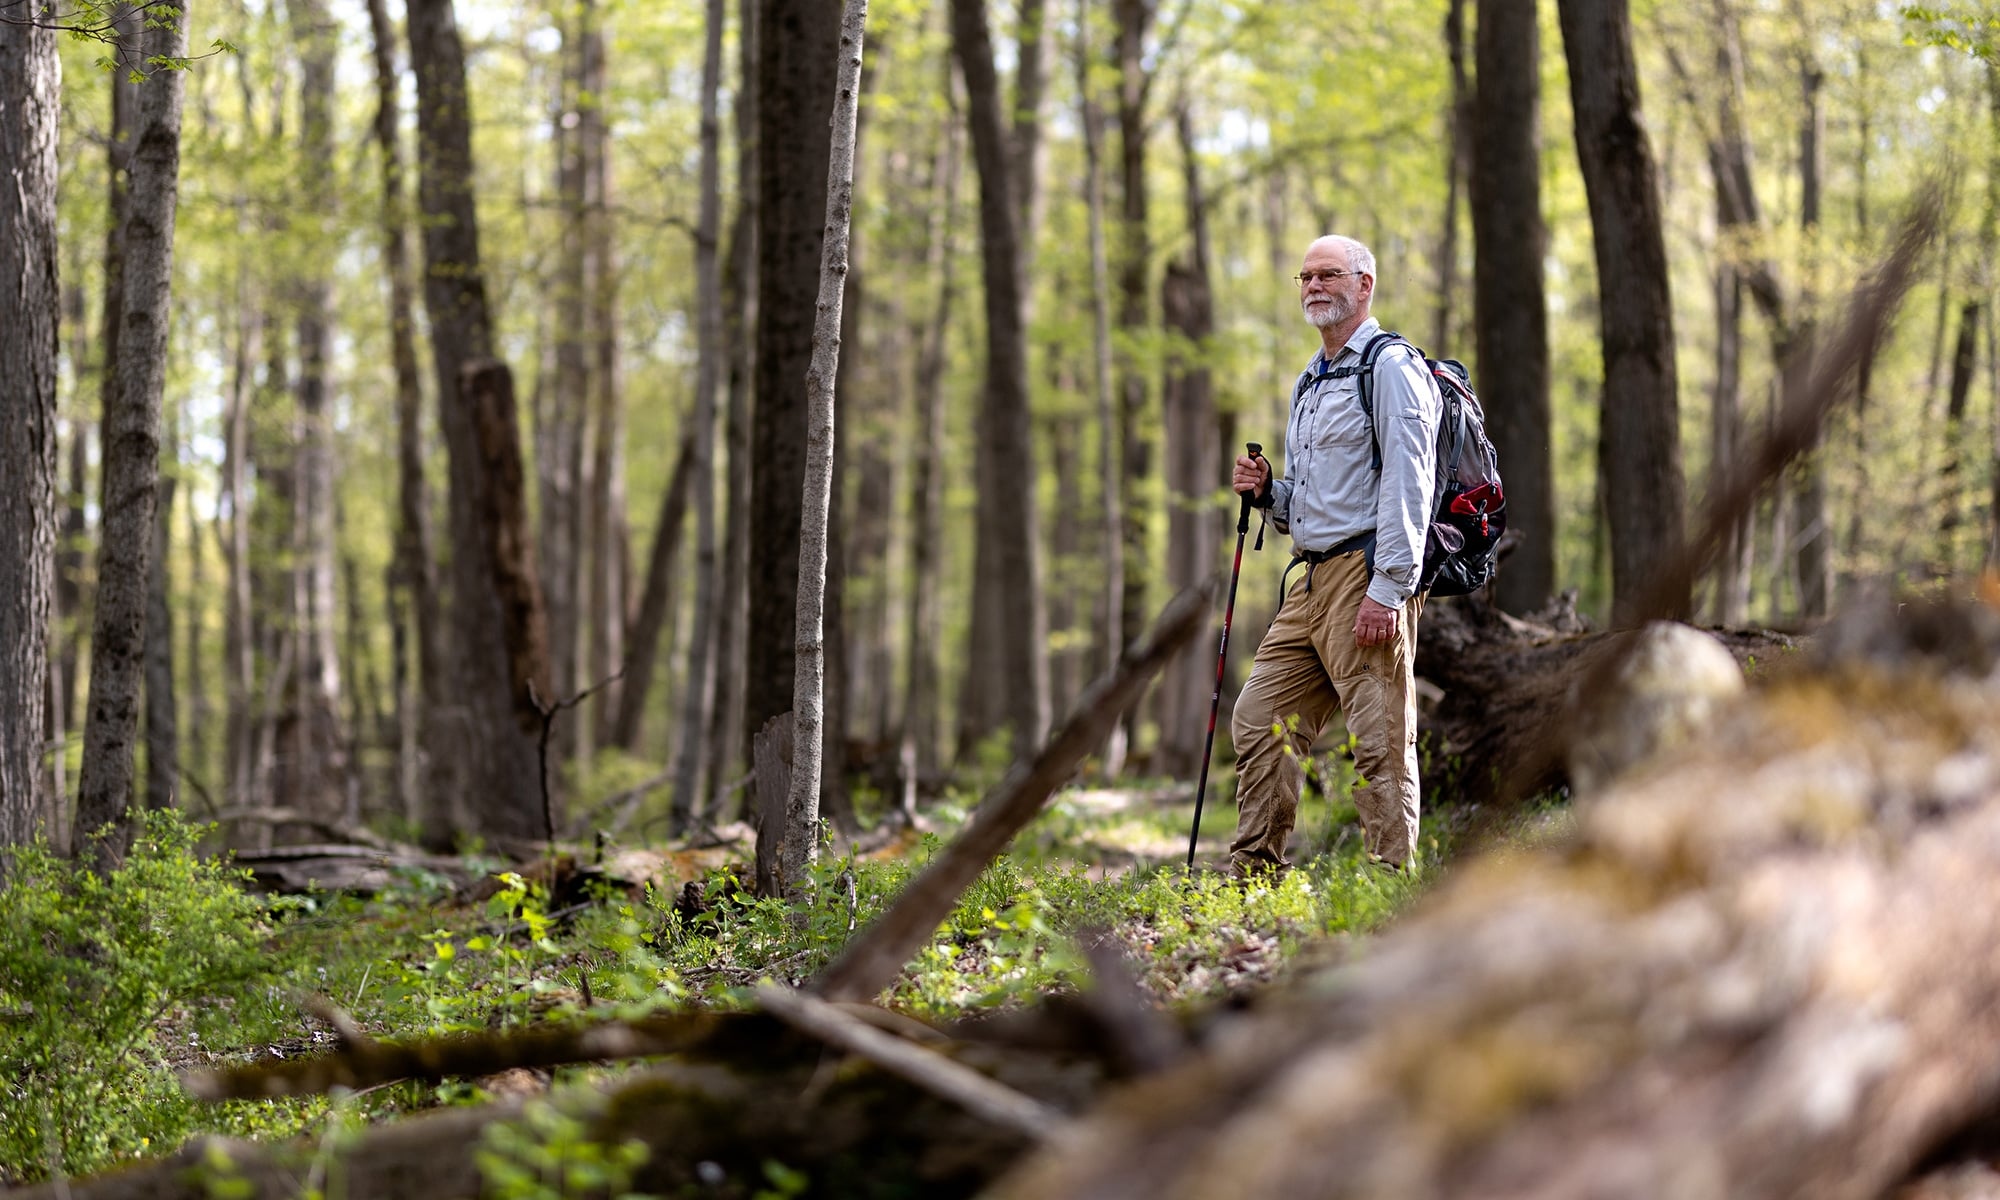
[1315,384,1373,450]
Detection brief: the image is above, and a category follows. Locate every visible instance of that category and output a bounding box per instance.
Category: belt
[1280,530,1374,608]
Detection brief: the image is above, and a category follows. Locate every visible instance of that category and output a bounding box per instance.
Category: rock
[1566,621,1745,799]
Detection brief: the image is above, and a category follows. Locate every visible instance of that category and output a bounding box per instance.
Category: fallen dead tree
[995,595,2000,1200]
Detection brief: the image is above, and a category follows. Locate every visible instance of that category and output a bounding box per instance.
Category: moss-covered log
[998,598,2000,1199]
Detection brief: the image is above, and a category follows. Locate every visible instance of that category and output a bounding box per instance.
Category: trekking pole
[1186,442,1263,873]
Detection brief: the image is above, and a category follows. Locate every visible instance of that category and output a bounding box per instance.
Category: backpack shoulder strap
[1354,331,1412,473]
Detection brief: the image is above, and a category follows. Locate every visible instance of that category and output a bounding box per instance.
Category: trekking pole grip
[1237,442,1263,534]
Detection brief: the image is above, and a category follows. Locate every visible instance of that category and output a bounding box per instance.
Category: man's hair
[1332,235,1376,279]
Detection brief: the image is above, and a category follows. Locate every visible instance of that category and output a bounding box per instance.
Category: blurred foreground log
[997,594,2000,1200]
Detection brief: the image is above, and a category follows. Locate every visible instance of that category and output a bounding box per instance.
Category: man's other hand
[1233,453,1269,499]
[1355,596,1397,647]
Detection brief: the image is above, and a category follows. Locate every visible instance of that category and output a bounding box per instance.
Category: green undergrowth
[0,764,1464,1185]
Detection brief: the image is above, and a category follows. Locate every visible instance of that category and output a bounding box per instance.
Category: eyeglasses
[1294,269,1360,287]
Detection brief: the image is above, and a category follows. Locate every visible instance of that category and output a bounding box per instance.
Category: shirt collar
[1310,316,1383,371]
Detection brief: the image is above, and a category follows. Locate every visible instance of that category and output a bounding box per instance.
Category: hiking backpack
[1305,331,1506,598]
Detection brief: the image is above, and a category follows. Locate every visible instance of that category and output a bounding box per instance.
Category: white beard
[1302,291,1354,329]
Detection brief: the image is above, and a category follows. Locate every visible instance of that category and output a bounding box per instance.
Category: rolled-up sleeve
[1366,347,1440,608]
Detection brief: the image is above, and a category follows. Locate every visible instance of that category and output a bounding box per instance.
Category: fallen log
[1413,595,1799,808]
[994,593,2000,1200]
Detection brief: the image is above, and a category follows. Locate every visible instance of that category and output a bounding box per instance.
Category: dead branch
[813,578,1218,1003]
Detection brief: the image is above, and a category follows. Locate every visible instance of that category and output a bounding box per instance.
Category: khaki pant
[1228,549,1423,872]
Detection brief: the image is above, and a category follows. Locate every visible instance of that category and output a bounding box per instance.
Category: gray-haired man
[1229,234,1441,873]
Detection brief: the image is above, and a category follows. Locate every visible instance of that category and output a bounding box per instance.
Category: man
[1229,234,1440,875]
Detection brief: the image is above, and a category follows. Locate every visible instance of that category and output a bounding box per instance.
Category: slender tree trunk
[1556,0,1687,624]
[1845,36,1873,574]
[75,10,188,862]
[745,0,837,778]
[1435,0,1471,352]
[58,415,88,739]
[706,0,756,821]
[0,9,60,857]
[900,65,960,811]
[408,0,548,844]
[783,0,870,896]
[953,0,1051,762]
[541,0,590,765]
[1076,0,1124,776]
[583,0,627,753]
[671,0,728,830]
[1794,53,1830,617]
[289,0,346,818]
[367,0,440,832]
[1113,0,1154,753]
[143,415,177,810]
[1474,0,1554,614]
[182,415,208,798]
[223,287,259,811]
[612,434,696,752]
[1155,103,1216,779]
[1711,251,1748,624]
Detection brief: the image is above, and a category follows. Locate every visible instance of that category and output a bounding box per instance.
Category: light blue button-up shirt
[1265,317,1441,609]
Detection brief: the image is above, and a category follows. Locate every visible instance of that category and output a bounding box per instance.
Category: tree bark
[1556,0,1687,625]
[1793,49,1830,617]
[611,433,696,752]
[953,0,1051,763]
[746,0,838,779]
[408,0,547,845]
[0,9,60,858]
[583,2,628,755]
[671,0,727,830]
[1076,0,1125,776]
[1472,0,1554,614]
[143,417,176,811]
[1434,0,1471,353]
[288,0,347,820]
[74,11,187,864]
[366,0,441,833]
[540,0,592,765]
[900,64,961,808]
[706,0,756,822]
[1154,104,1217,779]
[1113,0,1155,754]
[781,0,869,896]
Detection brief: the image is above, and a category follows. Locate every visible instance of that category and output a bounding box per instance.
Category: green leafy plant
[0,812,278,1181]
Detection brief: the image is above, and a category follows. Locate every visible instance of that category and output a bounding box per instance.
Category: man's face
[1298,249,1364,329]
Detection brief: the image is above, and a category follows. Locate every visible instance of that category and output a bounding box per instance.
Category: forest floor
[0,770,1528,1186]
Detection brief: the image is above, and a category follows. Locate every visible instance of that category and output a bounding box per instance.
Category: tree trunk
[746,0,838,778]
[408,0,547,845]
[1113,0,1154,755]
[706,0,757,822]
[671,0,727,830]
[143,416,176,811]
[0,9,60,857]
[953,0,1051,763]
[1155,104,1217,779]
[1939,300,1979,571]
[366,0,440,833]
[1473,0,1554,614]
[584,3,628,755]
[781,0,869,896]
[540,0,591,767]
[612,433,696,752]
[288,0,346,820]
[1793,52,1830,618]
[223,290,259,814]
[75,9,187,863]
[901,65,960,809]
[1711,250,1749,624]
[1076,0,1125,776]
[1556,0,1687,625]
[1434,0,1471,353]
